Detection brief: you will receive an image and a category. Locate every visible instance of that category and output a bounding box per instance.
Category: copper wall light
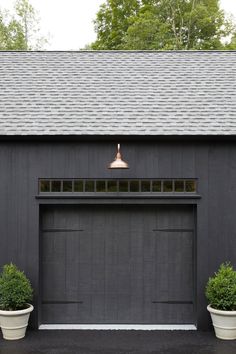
[108,144,129,169]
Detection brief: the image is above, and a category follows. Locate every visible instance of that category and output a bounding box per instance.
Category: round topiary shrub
[0,263,33,311]
[205,262,236,311]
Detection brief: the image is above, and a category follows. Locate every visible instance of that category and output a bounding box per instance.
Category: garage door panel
[65,262,85,298]
[73,264,91,294]
[105,232,132,265]
[42,208,86,231]
[42,232,66,260]
[41,205,195,324]
[143,231,193,304]
[143,262,154,297]
[131,231,144,261]
[91,294,105,321]
[91,233,105,264]
[118,295,134,322]
[105,294,131,322]
[167,264,193,301]
[129,297,144,322]
[164,232,193,263]
[152,264,193,302]
[65,233,83,263]
[116,265,132,292]
[130,262,144,294]
[151,303,194,324]
[105,264,131,293]
[78,233,92,262]
[43,295,104,324]
[104,294,118,321]
[116,233,131,263]
[42,261,66,301]
[156,206,193,230]
[143,233,156,261]
[42,303,86,324]
[91,264,105,293]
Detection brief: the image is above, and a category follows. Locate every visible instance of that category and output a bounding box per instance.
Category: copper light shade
[108,144,129,169]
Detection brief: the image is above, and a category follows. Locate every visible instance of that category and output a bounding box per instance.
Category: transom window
[39,179,197,194]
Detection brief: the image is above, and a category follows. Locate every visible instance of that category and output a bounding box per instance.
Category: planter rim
[207,304,236,316]
[0,304,33,316]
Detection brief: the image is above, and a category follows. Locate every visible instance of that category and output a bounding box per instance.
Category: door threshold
[39,324,197,330]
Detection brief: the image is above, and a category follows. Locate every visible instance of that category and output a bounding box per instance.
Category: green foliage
[0,10,26,50]
[226,32,236,50]
[205,262,236,311]
[0,0,47,50]
[92,0,140,49]
[0,263,33,311]
[92,0,236,50]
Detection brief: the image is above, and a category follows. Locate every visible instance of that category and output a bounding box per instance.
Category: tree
[92,0,236,50]
[0,10,26,50]
[226,33,236,49]
[92,0,140,50]
[0,0,47,50]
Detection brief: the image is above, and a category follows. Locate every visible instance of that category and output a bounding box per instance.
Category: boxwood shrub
[205,262,236,311]
[0,263,33,311]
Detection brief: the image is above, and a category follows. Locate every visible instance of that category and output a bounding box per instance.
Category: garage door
[41,205,195,324]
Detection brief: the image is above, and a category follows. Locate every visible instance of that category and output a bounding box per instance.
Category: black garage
[0,51,236,330]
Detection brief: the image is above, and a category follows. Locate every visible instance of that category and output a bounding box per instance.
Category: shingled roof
[0,51,235,136]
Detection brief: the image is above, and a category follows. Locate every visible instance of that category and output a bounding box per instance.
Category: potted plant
[0,263,33,340]
[205,262,236,340]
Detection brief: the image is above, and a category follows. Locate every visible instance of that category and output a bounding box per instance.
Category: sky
[1,0,236,50]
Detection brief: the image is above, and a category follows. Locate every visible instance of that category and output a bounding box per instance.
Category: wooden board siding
[41,205,195,324]
[0,139,235,328]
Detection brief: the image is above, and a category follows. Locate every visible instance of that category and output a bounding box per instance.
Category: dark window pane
[174,180,184,192]
[51,180,61,192]
[63,180,72,192]
[107,180,117,192]
[163,180,173,192]
[152,180,161,192]
[96,180,106,192]
[85,180,95,192]
[141,180,150,192]
[74,180,83,192]
[130,180,139,192]
[185,180,196,193]
[40,180,50,192]
[119,180,128,192]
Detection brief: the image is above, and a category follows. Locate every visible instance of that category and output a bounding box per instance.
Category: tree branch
[186,0,196,49]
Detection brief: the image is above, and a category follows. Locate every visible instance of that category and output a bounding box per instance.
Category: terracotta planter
[0,304,34,340]
[207,305,236,340]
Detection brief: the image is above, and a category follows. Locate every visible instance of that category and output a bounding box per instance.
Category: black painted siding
[0,139,235,329]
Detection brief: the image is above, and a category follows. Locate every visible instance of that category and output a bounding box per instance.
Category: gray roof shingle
[0,50,236,136]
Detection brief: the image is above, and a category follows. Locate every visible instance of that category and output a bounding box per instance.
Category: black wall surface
[0,138,235,330]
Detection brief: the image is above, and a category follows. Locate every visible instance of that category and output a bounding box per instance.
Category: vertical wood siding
[0,139,235,329]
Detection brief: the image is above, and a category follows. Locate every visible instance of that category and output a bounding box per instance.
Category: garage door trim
[39,204,197,328]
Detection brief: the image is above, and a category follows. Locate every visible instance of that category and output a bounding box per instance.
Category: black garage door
[41,205,195,324]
